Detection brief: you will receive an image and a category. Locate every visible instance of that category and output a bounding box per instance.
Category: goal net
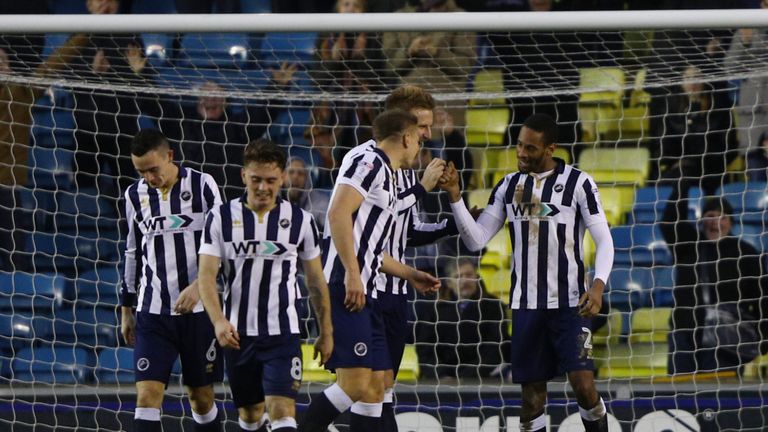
[1,8,768,432]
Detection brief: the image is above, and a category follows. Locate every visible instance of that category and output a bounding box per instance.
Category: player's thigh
[134,312,180,386]
[548,307,594,374]
[326,285,380,370]
[510,309,558,384]
[265,395,296,420]
[261,336,303,401]
[178,312,224,388]
[225,340,266,409]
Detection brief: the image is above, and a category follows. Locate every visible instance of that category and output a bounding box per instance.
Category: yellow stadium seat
[478,265,498,290]
[595,341,668,378]
[467,188,492,210]
[301,343,335,383]
[485,267,511,301]
[468,147,491,189]
[470,69,505,106]
[593,311,623,347]
[466,108,510,146]
[583,229,595,269]
[487,147,517,186]
[620,69,651,140]
[480,224,511,269]
[553,146,572,164]
[597,186,634,226]
[578,67,626,142]
[578,147,650,186]
[629,307,671,344]
[744,352,768,379]
[397,345,419,382]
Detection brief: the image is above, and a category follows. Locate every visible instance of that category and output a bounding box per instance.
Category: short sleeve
[336,153,384,199]
[198,209,224,257]
[298,213,322,261]
[202,173,223,211]
[577,174,608,228]
[484,175,511,223]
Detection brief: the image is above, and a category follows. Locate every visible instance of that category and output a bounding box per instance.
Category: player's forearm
[328,214,361,276]
[381,254,417,281]
[197,257,225,324]
[589,222,614,285]
[449,200,496,252]
[307,282,333,335]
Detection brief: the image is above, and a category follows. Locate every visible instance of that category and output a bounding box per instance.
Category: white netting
[1,10,768,432]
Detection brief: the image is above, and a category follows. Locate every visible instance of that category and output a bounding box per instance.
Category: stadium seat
[71,266,121,306]
[592,311,624,346]
[42,33,73,59]
[28,147,76,190]
[307,189,331,229]
[0,313,34,352]
[467,147,491,188]
[577,147,650,186]
[31,93,76,149]
[594,341,667,378]
[241,0,272,13]
[96,347,134,385]
[268,109,312,148]
[53,189,117,231]
[486,147,517,186]
[629,307,671,344]
[53,306,119,347]
[12,345,96,384]
[619,69,651,140]
[605,267,653,310]
[577,67,625,142]
[651,266,675,307]
[466,107,510,147]
[553,147,572,164]
[484,267,511,302]
[179,33,250,68]
[611,225,671,266]
[259,32,318,64]
[717,182,768,225]
[470,69,505,106]
[141,33,173,65]
[630,186,672,224]
[301,343,334,383]
[398,345,420,382]
[597,186,634,226]
[0,271,65,312]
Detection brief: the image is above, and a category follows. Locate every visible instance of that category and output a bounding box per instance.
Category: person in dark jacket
[746,131,768,182]
[416,258,510,381]
[661,180,767,374]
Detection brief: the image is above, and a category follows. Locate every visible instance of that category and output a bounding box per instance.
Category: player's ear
[241,167,247,185]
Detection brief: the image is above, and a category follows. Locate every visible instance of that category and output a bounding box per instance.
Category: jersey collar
[372,147,392,169]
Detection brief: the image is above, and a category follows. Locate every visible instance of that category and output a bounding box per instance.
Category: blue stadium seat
[42,34,72,59]
[0,314,34,352]
[611,225,671,266]
[630,186,671,224]
[605,266,653,310]
[73,266,121,306]
[0,271,65,312]
[53,189,118,231]
[28,147,76,190]
[717,182,768,225]
[53,306,119,347]
[96,347,134,384]
[259,32,317,64]
[268,108,311,144]
[651,266,676,307]
[131,0,176,13]
[179,33,250,68]
[141,33,174,66]
[12,345,95,384]
[31,93,76,149]
[307,189,331,230]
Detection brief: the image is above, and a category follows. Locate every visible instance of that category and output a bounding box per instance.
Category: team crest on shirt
[279,218,291,229]
[137,358,150,371]
[354,342,368,357]
[554,184,564,193]
[181,190,192,201]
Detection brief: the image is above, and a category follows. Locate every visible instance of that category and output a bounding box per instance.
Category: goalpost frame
[0,9,768,33]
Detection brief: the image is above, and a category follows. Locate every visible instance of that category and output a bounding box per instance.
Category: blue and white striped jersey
[198,197,321,336]
[121,166,222,315]
[322,144,397,298]
[483,158,607,309]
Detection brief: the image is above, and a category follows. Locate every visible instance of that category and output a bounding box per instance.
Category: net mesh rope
[0,23,767,431]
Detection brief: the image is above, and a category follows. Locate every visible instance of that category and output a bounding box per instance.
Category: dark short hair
[131,129,170,157]
[243,138,287,170]
[522,113,558,146]
[384,85,436,112]
[702,196,734,217]
[373,109,418,142]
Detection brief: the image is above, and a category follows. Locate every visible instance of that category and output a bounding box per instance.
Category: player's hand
[439,162,461,201]
[120,307,136,346]
[578,279,604,318]
[174,283,200,314]
[313,333,334,367]
[409,270,440,295]
[419,158,446,192]
[214,318,240,350]
[344,273,366,312]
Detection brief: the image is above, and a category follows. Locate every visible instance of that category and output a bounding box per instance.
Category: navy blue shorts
[325,283,390,372]
[133,311,223,387]
[377,290,409,376]
[510,308,594,384]
[225,333,302,408]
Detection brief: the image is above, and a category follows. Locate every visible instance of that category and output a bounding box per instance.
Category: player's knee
[136,381,165,408]
[238,403,266,423]
[266,397,295,420]
[187,385,215,413]
[361,374,385,403]
[383,370,395,389]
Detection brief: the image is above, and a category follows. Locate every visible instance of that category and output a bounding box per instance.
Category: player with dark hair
[298,109,441,432]
[121,128,224,432]
[442,113,615,432]
[197,138,333,432]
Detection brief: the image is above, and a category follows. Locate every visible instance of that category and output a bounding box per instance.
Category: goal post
[1,8,767,432]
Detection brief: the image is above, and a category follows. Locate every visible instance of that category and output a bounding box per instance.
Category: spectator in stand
[415,258,509,382]
[650,66,736,195]
[282,157,311,209]
[725,5,768,153]
[661,179,767,375]
[746,131,768,182]
[142,63,297,199]
[0,35,89,271]
[429,107,472,190]
[382,0,476,128]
